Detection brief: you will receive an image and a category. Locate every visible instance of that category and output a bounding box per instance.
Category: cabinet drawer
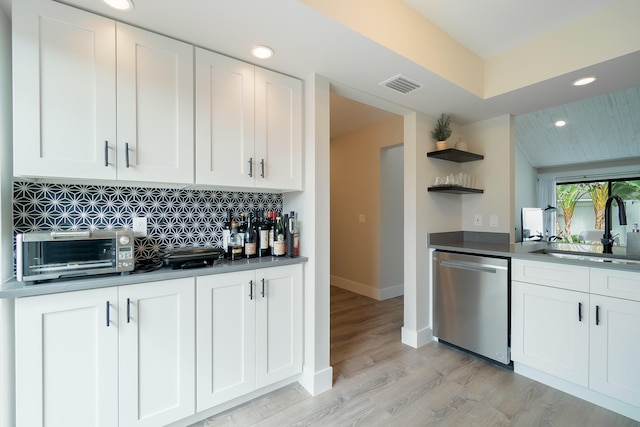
[590,268,640,301]
[512,259,589,292]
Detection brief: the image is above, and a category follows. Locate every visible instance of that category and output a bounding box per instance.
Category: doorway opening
[329,91,404,382]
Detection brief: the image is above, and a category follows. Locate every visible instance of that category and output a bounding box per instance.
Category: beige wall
[460,115,515,240]
[330,115,403,299]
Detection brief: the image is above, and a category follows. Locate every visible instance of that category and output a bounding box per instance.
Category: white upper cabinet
[254,68,303,191]
[195,49,303,191]
[12,0,117,180]
[12,0,194,184]
[195,49,255,188]
[116,24,194,184]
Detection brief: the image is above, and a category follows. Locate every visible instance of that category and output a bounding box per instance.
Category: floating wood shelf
[427,186,484,194]
[427,148,484,162]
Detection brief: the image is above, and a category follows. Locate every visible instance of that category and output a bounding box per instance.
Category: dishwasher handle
[437,259,507,274]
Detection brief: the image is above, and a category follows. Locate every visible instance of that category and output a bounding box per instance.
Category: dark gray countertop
[428,231,640,272]
[1,256,308,299]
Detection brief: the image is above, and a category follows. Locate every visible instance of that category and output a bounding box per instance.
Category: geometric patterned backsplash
[13,181,283,261]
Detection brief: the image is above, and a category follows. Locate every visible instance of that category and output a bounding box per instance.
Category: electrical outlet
[490,215,498,227]
[474,214,482,226]
[132,216,147,237]
[358,214,366,223]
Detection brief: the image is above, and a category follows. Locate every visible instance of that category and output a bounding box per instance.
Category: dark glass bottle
[244,213,257,258]
[258,210,270,257]
[273,216,286,257]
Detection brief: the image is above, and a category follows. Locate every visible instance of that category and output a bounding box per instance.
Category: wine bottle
[244,213,257,258]
[258,210,270,257]
[273,216,286,256]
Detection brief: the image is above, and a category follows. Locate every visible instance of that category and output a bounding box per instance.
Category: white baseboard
[401,326,433,349]
[514,363,640,422]
[330,275,403,300]
[298,365,333,396]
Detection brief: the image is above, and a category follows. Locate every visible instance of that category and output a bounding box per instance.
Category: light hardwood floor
[192,286,639,426]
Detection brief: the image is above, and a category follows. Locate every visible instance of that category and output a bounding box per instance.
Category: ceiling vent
[379,74,423,95]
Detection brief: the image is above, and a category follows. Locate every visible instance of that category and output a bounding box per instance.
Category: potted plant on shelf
[431,113,452,150]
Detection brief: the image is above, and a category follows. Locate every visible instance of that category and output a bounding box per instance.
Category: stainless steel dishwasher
[433,250,511,365]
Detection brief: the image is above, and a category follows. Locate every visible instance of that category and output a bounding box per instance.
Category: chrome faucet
[601,194,627,254]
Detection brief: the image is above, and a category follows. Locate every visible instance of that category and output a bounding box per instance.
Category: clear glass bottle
[228,220,244,260]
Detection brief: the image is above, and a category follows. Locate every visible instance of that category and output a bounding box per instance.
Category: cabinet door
[254,68,303,191]
[196,271,256,411]
[119,278,195,427]
[590,295,640,407]
[116,23,194,184]
[511,280,589,387]
[195,49,255,188]
[255,264,303,387]
[15,288,119,427]
[12,0,117,180]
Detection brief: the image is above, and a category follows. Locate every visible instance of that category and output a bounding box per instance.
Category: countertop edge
[429,242,640,272]
[1,256,308,299]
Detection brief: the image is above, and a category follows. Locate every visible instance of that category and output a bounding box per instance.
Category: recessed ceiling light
[572,76,597,87]
[104,0,133,10]
[555,120,566,127]
[251,45,274,59]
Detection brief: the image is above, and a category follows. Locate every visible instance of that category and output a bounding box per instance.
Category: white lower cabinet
[15,277,195,427]
[590,294,640,408]
[118,279,195,427]
[196,264,303,411]
[512,259,640,417]
[15,287,119,427]
[511,280,589,386]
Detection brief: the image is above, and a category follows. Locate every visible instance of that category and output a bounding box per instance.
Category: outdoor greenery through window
[555,178,640,245]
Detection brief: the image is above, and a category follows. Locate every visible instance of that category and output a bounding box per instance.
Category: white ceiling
[4,0,640,168]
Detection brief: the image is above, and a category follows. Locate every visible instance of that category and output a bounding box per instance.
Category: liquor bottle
[228,220,244,260]
[222,210,231,258]
[238,212,246,249]
[244,213,257,258]
[268,211,276,256]
[273,216,286,256]
[258,210,270,257]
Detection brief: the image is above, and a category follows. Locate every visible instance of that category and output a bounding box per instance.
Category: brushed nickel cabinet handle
[125,143,130,168]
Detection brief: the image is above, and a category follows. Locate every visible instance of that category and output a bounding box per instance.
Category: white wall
[380,144,404,297]
[287,73,333,396]
[0,6,15,427]
[514,143,539,241]
[460,115,515,240]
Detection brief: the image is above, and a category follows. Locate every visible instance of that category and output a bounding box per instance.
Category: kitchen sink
[530,249,640,265]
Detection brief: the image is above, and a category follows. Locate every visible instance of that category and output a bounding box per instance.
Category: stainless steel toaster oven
[16,230,135,283]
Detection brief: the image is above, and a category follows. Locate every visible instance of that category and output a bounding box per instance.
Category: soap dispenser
[627,223,640,256]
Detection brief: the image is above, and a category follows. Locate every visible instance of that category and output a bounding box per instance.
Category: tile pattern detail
[13,181,283,260]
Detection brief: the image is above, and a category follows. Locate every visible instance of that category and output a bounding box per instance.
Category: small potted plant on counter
[431,113,452,150]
